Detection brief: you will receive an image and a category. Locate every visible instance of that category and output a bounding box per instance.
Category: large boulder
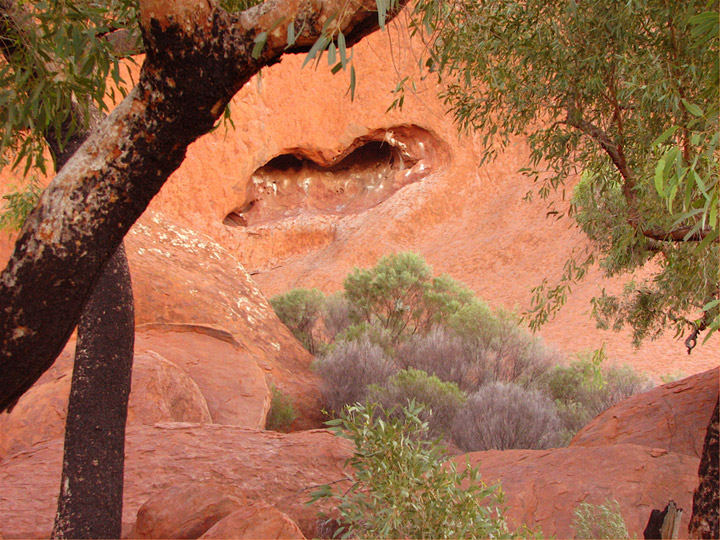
[125,210,321,427]
[460,444,699,538]
[133,484,245,539]
[0,424,352,539]
[0,326,270,458]
[0,341,212,458]
[200,505,306,539]
[571,367,720,458]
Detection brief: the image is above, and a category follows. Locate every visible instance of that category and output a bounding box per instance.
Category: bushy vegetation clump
[572,499,629,539]
[452,382,562,451]
[269,288,324,354]
[271,252,654,450]
[265,384,297,432]
[311,401,525,539]
[314,335,396,415]
[367,368,466,438]
[541,347,652,442]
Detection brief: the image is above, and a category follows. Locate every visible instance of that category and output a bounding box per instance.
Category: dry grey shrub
[315,335,397,414]
[322,292,353,340]
[452,382,562,451]
[398,325,557,393]
[397,326,479,391]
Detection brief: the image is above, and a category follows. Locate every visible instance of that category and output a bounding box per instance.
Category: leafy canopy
[343,252,475,345]
[407,0,719,346]
[310,400,523,539]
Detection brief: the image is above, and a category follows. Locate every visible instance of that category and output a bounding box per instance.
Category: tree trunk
[52,244,134,539]
[688,396,719,538]
[0,0,407,414]
[0,2,137,535]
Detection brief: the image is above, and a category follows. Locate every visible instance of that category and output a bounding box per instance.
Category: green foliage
[409,0,719,346]
[0,178,42,231]
[367,368,466,438]
[343,252,474,346]
[572,499,629,539]
[265,384,297,432]
[543,347,651,441]
[270,288,324,353]
[0,0,139,176]
[310,401,522,539]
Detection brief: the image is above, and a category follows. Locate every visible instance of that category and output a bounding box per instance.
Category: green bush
[265,384,296,432]
[572,499,629,539]
[452,382,562,451]
[367,368,466,438]
[270,288,324,353]
[343,252,475,346]
[311,401,522,539]
[543,347,652,441]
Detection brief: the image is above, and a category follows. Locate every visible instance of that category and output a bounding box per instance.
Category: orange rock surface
[127,20,718,378]
[461,444,699,538]
[200,505,306,539]
[571,367,719,458]
[0,325,271,458]
[0,425,351,538]
[133,484,245,538]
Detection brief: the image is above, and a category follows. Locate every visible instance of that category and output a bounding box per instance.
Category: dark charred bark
[51,244,134,539]
[689,396,719,538]
[1,3,136,535]
[0,0,407,413]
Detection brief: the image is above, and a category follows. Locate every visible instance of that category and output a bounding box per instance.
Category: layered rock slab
[461,444,699,538]
[125,210,321,427]
[571,367,720,458]
[0,326,268,458]
[0,425,351,539]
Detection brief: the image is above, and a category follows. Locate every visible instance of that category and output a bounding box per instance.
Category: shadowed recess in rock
[223,125,448,228]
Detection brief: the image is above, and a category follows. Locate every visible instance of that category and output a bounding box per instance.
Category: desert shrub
[543,347,652,439]
[343,252,474,346]
[452,382,562,451]
[322,291,353,340]
[332,320,395,354]
[310,401,519,539]
[265,384,296,432]
[270,288,324,353]
[314,336,397,414]
[397,326,480,390]
[572,499,629,539]
[367,368,467,438]
[447,303,557,388]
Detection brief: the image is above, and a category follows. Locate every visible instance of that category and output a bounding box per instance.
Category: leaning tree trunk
[45,104,135,540]
[688,396,719,538]
[0,2,136,536]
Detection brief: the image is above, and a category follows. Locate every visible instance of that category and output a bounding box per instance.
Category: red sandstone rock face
[125,210,321,427]
[131,20,718,378]
[0,326,271,458]
[200,505,306,539]
[0,425,351,539]
[571,367,719,458]
[133,484,245,538]
[460,444,699,538]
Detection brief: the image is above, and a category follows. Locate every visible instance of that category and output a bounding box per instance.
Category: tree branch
[0,0,406,412]
[564,108,713,243]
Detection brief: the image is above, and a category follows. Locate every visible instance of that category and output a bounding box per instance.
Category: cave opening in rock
[223,127,445,228]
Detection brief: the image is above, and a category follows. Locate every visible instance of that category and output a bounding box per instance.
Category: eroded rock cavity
[223,125,448,228]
